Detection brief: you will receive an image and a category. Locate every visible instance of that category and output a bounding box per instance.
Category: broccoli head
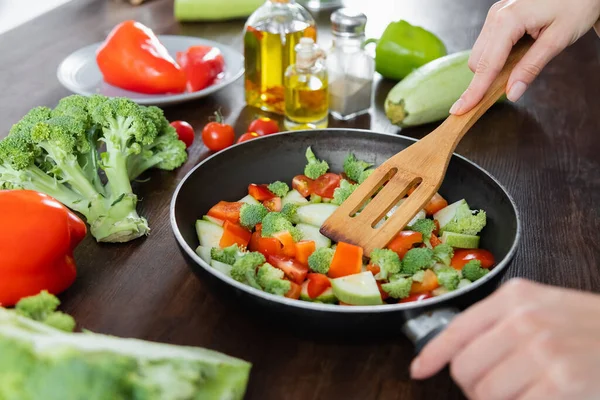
[381,275,412,299]
[433,243,454,266]
[210,244,240,265]
[257,263,292,296]
[304,147,328,179]
[261,212,302,242]
[461,260,489,282]
[369,248,402,280]
[15,291,75,332]
[332,179,358,206]
[436,267,460,291]
[442,203,487,236]
[281,203,299,224]
[401,248,435,274]
[343,153,372,183]
[409,218,436,240]
[239,203,268,229]
[267,181,289,198]
[230,251,266,290]
[307,247,334,274]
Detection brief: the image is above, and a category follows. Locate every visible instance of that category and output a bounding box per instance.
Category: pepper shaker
[326,9,374,120]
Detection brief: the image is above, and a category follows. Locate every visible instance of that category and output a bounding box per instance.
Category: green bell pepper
[366,20,447,81]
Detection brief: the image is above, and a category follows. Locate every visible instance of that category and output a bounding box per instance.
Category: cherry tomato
[202,112,235,152]
[267,255,309,285]
[386,230,423,258]
[312,173,341,198]
[248,184,275,201]
[170,120,194,148]
[306,273,331,299]
[399,292,433,303]
[237,132,261,144]
[292,175,314,197]
[248,117,280,136]
[263,197,282,212]
[451,249,495,270]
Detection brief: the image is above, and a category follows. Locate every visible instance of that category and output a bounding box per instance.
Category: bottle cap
[295,37,324,68]
[331,8,367,37]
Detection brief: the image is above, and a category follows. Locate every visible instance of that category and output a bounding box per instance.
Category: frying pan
[170,129,521,351]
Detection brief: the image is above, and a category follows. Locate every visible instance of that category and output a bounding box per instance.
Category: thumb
[506,25,569,102]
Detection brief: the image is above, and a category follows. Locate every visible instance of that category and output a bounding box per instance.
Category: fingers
[468,2,502,72]
[506,24,568,101]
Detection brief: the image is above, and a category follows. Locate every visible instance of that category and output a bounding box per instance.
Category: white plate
[57,35,244,106]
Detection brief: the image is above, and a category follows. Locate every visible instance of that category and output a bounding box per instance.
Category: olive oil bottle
[243,0,316,114]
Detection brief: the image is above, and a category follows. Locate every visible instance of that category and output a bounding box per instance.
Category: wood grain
[0,0,598,399]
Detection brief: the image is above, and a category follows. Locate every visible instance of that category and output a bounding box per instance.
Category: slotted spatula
[320,38,533,256]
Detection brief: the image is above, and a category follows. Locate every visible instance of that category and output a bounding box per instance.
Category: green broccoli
[261,212,302,242]
[230,251,266,290]
[281,203,299,224]
[304,147,328,179]
[267,181,289,198]
[310,194,322,203]
[412,270,425,282]
[436,267,460,291]
[461,260,489,282]
[358,169,374,184]
[381,275,412,299]
[409,218,436,240]
[343,153,372,183]
[433,243,454,266]
[15,291,75,332]
[0,95,187,243]
[239,203,268,229]
[401,248,435,274]
[257,263,292,296]
[308,247,335,274]
[332,179,358,205]
[369,248,402,280]
[442,203,487,236]
[210,244,240,265]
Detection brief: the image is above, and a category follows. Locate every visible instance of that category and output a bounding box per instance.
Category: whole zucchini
[174,0,263,21]
[385,50,474,127]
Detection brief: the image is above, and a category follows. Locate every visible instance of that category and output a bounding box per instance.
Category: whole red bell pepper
[0,190,86,306]
[96,20,187,94]
[176,45,225,92]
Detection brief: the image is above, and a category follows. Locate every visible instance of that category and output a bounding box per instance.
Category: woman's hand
[411,279,600,400]
[450,0,600,115]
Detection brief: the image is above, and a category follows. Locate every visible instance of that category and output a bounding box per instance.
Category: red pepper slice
[176,45,225,92]
[207,201,243,223]
[306,273,331,299]
[248,184,275,201]
[219,221,251,248]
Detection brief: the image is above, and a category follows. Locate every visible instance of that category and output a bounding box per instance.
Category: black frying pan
[170,129,521,351]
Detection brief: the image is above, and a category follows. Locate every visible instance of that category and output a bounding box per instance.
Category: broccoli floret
[239,203,268,229]
[461,260,489,282]
[332,179,358,206]
[436,267,460,291]
[442,204,487,236]
[343,153,372,183]
[15,291,75,332]
[359,169,374,184]
[230,251,265,289]
[409,218,436,240]
[261,212,302,241]
[369,248,402,280]
[310,194,322,203]
[433,243,454,266]
[267,181,289,197]
[210,244,240,265]
[281,203,299,224]
[304,147,328,179]
[401,248,435,274]
[308,247,334,274]
[257,263,292,296]
[381,275,412,299]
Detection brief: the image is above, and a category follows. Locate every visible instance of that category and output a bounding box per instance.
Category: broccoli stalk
[257,264,291,296]
[307,247,334,274]
[304,147,329,179]
[369,248,402,280]
[280,203,299,224]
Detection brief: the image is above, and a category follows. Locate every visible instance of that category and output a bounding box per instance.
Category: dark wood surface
[1,0,599,399]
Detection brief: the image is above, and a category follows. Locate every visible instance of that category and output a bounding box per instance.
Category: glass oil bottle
[243,0,317,114]
[284,37,329,130]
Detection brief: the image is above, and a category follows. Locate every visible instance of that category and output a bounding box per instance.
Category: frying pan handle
[402,307,460,354]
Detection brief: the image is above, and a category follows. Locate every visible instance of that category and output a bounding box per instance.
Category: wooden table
[1,0,599,398]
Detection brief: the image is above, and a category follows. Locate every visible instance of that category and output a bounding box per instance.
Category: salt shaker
[326,9,374,120]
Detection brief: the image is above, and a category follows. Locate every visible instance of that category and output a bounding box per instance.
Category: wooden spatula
[320,37,533,257]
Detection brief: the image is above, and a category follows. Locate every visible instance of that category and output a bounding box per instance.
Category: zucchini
[441,231,480,249]
[296,204,338,227]
[295,223,332,249]
[239,195,260,205]
[195,246,212,264]
[195,220,224,248]
[385,50,474,127]
[299,282,337,303]
[202,215,225,226]
[433,199,468,228]
[210,260,233,276]
[330,272,383,306]
[282,189,309,206]
[174,0,263,21]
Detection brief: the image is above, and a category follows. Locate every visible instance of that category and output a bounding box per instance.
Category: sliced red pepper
[424,193,448,215]
[377,281,390,301]
[267,255,309,285]
[207,201,243,223]
[387,230,423,258]
[399,292,433,303]
[410,270,439,294]
[219,221,252,248]
[292,175,314,197]
[176,45,225,92]
[295,240,316,266]
[248,184,275,201]
[433,219,441,236]
[263,197,282,212]
[285,281,302,300]
[272,231,296,258]
[430,234,442,248]
[307,273,331,299]
[248,231,282,257]
[328,242,363,279]
[366,264,381,276]
[451,249,495,270]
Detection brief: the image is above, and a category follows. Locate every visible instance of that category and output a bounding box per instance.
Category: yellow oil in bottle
[284,75,328,129]
[244,22,317,114]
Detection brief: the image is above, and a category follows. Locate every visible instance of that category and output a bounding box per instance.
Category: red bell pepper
[176,45,225,92]
[96,20,187,94]
[207,201,243,223]
[0,190,86,306]
[219,221,252,248]
[328,242,363,278]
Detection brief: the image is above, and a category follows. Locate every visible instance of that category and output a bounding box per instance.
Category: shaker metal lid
[331,8,367,36]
